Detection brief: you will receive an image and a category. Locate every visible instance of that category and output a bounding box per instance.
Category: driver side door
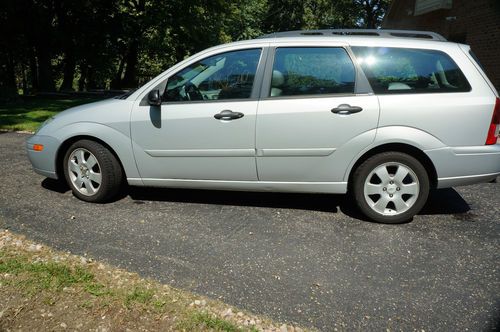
[130,48,264,182]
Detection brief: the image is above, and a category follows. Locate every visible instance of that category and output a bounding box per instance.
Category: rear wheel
[352,152,430,223]
[63,140,123,203]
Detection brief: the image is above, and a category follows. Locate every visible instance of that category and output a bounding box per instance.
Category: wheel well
[55,136,126,181]
[348,143,438,189]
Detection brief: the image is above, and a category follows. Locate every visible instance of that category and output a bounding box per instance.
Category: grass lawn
[0,97,104,132]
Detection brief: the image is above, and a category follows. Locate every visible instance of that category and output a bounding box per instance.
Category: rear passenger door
[256,44,380,183]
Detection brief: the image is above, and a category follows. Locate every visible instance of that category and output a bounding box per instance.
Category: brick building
[382,0,500,92]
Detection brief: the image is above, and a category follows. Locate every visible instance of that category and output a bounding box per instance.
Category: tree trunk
[60,45,76,91]
[121,40,139,88]
[35,43,55,92]
[29,49,39,93]
[111,56,125,89]
[0,50,18,100]
[78,64,87,91]
[22,63,28,95]
[86,65,98,90]
[364,2,375,28]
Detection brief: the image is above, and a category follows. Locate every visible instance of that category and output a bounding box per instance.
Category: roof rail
[258,29,447,41]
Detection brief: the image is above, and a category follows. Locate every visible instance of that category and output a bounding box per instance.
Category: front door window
[163,49,262,102]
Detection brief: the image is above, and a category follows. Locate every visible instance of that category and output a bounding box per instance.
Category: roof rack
[258,29,447,41]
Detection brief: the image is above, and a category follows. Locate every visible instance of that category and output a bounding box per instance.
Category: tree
[29,0,58,92]
[0,2,22,99]
[354,0,391,29]
[263,0,306,32]
[302,0,360,29]
[0,0,392,96]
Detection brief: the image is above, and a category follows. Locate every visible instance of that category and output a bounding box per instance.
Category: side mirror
[148,89,162,106]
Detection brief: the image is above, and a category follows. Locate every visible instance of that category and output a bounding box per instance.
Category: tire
[352,152,430,224]
[63,140,123,203]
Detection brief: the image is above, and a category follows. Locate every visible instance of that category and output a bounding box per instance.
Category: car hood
[36,97,134,136]
[53,98,121,119]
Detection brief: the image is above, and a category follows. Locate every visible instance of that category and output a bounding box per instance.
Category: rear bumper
[26,135,60,180]
[426,144,500,188]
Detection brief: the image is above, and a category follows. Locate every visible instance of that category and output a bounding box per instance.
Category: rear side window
[269,47,355,97]
[351,47,471,94]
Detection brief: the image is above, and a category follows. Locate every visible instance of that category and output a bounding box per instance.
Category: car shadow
[42,178,70,193]
[420,188,470,215]
[128,186,341,213]
[127,186,472,221]
[41,177,471,221]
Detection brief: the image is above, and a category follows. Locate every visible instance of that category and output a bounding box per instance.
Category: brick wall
[383,0,500,93]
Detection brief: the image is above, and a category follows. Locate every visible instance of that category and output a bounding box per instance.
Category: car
[26,29,500,224]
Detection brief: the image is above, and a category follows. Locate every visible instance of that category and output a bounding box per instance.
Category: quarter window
[163,49,261,102]
[351,47,471,94]
[269,47,356,97]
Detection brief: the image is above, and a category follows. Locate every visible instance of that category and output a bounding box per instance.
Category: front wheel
[63,140,123,203]
[352,152,430,224]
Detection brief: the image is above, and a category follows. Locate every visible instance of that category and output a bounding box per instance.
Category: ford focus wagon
[27,29,500,223]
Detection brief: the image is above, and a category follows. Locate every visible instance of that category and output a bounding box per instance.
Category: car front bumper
[26,135,61,179]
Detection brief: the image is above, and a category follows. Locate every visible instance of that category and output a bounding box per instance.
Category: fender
[52,122,142,181]
[342,126,446,182]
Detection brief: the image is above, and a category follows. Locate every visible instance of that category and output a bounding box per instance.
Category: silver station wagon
[27,29,500,223]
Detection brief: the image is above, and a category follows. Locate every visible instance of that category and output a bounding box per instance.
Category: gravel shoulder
[0,229,300,332]
[0,132,499,331]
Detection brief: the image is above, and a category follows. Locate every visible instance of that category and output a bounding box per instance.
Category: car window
[269,47,356,97]
[351,47,471,94]
[163,48,261,102]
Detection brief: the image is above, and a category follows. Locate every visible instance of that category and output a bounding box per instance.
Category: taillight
[486,97,500,145]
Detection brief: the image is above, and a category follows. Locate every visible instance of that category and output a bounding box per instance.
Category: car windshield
[115,88,137,99]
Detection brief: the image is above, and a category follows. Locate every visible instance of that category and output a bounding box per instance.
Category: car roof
[208,29,461,54]
[258,29,447,41]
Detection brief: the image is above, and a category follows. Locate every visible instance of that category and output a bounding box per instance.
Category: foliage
[0,0,390,98]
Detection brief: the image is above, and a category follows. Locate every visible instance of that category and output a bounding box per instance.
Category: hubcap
[67,148,102,196]
[363,162,420,216]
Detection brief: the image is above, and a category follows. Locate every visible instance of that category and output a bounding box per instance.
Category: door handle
[331,104,363,115]
[214,110,244,120]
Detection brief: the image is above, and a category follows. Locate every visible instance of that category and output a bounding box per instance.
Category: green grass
[84,282,111,297]
[178,311,245,332]
[0,97,103,132]
[124,287,155,307]
[0,252,95,294]
[0,250,149,308]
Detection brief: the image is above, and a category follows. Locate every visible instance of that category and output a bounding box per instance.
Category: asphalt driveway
[0,132,499,331]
